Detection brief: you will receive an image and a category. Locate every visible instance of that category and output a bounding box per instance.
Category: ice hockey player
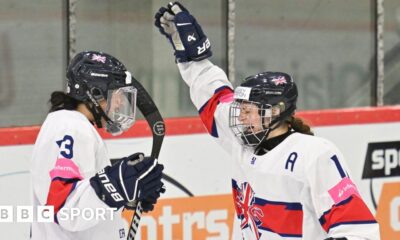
[154,2,380,239]
[30,51,164,239]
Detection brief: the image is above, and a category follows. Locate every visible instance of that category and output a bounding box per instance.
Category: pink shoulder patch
[49,158,83,180]
[328,177,361,204]
[219,93,234,103]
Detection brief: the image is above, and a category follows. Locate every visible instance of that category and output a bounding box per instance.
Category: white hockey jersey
[177,60,380,240]
[30,110,129,240]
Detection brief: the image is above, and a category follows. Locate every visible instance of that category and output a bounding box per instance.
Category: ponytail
[49,91,81,112]
[288,116,314,136]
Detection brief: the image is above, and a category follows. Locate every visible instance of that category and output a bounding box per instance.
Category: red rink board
[0,106,399,146]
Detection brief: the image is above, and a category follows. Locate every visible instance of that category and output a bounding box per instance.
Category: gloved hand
[154,1,212,62]
[125,187,166,213]
[90,152,164,209]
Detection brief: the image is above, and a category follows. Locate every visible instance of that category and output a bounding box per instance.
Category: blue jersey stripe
[330,155,346,178]
[258,226,303,238]
[328,220,378,232]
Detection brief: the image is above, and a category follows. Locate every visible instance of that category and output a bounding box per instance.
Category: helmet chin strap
[85,91,118,131]
[85,102,103,128]
[253,122,278,153]
[254,104,296,152]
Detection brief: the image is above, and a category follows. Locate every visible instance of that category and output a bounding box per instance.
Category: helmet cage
[229,71,298,148]
[229,100,276,147]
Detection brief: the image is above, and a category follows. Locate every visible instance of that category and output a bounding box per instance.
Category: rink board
[0,106,399,239]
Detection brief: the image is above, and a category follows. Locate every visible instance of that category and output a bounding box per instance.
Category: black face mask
[240,130,268,146]
[254,130,293,155]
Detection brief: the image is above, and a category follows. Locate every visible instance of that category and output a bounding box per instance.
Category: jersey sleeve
[55,179,114,231]
[45,131,111,231]
[306,140,380,239]
[177,59,239,153]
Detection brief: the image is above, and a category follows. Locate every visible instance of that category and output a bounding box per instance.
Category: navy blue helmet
[66,51,131,102]
[229,71,298,147]
[240,71,298,120]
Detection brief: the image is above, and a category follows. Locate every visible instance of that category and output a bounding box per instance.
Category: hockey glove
[125,187,166,213]
[154,1,212,62]
[90,152,164,209]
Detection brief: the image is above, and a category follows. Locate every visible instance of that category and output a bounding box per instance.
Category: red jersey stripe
[199,86,233,137]
[319,195,377,232]
[232,185,303,237]
[46,178,79,221]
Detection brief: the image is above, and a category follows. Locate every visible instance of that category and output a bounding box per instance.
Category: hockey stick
[127,77,165,240]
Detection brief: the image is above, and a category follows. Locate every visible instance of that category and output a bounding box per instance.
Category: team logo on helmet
[234,86,252,100]
[271,76,287,86]
[91,54,106,63]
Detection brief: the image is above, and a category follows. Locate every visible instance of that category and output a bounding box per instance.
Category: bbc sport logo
[0,205,117,222]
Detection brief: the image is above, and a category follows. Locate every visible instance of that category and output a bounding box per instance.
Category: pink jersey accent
[328,177,360,204]
[219,92,234,103]
[50,158,83,180]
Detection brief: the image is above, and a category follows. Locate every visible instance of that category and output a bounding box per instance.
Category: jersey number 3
[56,135,74,159]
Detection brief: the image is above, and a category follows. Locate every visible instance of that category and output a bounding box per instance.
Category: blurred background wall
[0,0,399,127]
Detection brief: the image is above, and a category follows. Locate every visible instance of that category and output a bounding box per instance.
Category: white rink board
[0,122,399,239]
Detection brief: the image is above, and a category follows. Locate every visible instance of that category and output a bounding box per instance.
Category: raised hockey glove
[154,1,212,62]
[90,152,164,209]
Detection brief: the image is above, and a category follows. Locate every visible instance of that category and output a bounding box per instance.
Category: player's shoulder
[46,109,88,124]
[288,132,339,154]
[287,132,345,170]
[43,110,95,138]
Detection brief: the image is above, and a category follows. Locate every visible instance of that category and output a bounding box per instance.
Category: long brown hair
[288,116,314,135]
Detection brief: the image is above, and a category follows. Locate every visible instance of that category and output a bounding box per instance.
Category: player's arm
[306,140,380,240]
[154,2,238,152]
[45,133,164,231]
[43,132,95,231]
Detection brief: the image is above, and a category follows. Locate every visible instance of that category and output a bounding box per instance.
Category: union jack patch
[271,76,287,86]
[91,54,106,63]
